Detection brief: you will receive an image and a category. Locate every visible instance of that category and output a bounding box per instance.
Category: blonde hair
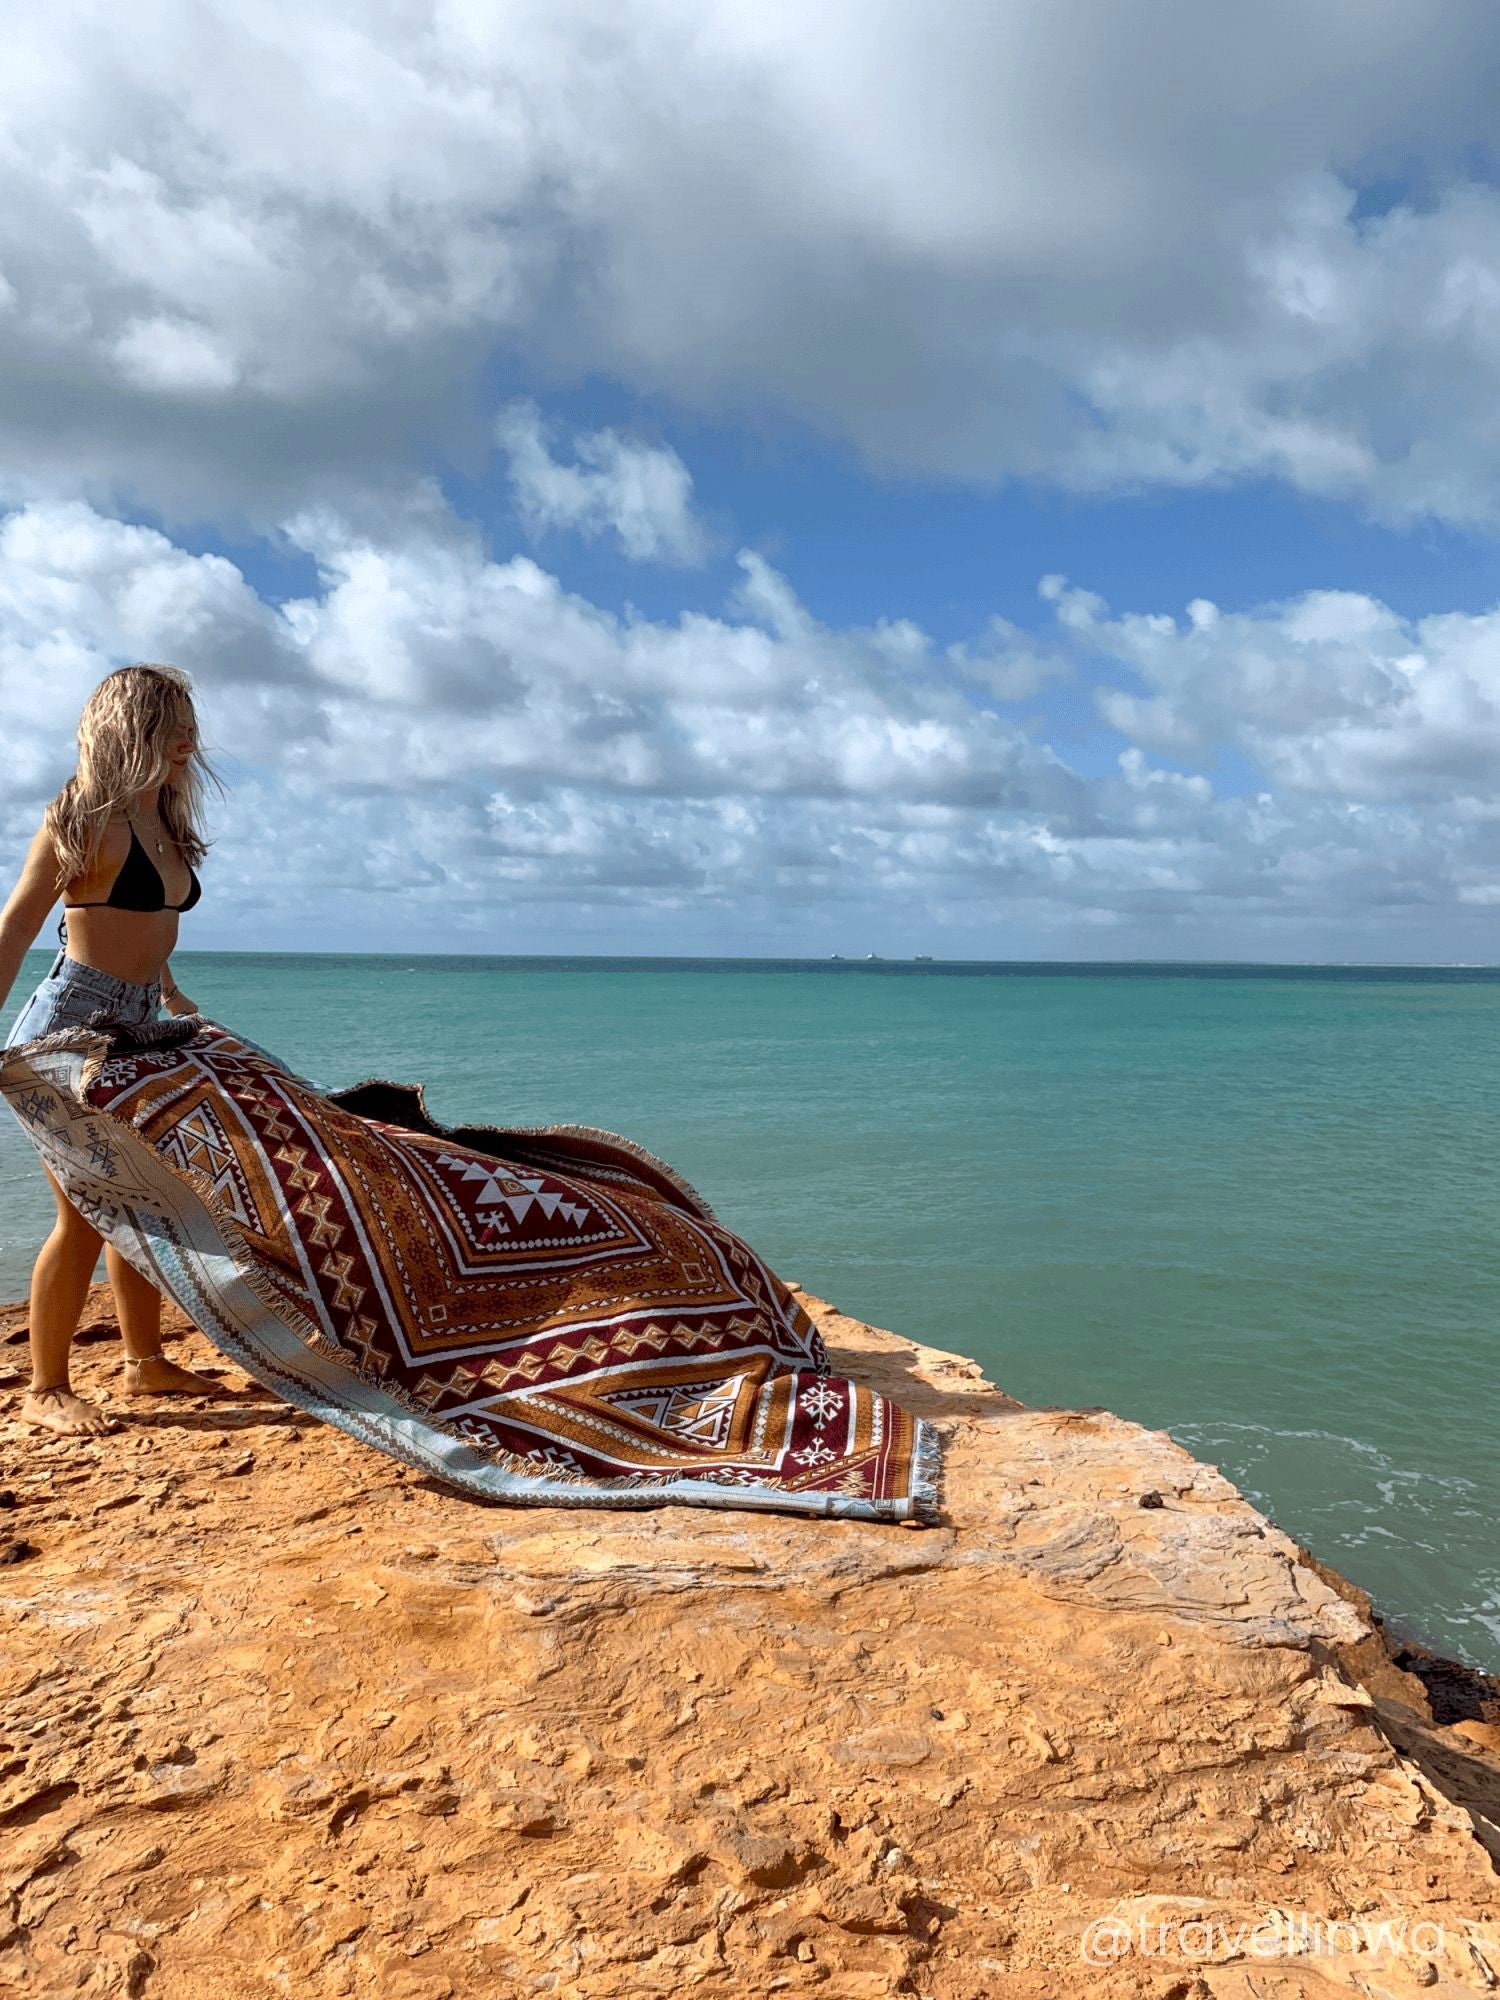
[44,665,225,893]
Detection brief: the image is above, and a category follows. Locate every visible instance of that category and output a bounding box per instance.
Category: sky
[3,0,1500,960]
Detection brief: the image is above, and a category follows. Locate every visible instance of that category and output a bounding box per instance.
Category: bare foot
[121,1353,223,1397]
[22,1384,120,1436]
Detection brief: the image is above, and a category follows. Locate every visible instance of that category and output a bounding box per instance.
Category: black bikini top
[60,820,202,938]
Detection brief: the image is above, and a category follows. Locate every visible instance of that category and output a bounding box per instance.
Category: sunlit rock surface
[1,1282,1497,1997]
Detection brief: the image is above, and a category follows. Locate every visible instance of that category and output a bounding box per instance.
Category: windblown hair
[44,665,225,895]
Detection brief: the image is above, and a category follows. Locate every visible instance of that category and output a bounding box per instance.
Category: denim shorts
[3,949,163,1051]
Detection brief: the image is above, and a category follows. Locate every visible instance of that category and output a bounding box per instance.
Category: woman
[0,669,938,1523]
[0,665,227,1436]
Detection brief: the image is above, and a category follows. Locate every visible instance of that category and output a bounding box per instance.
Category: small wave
[1170,1420,1483,1497]
[1170,1417,1499,1674]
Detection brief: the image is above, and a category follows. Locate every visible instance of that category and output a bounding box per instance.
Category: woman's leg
[106,1244,221,1395]
[22,1164,116,1436]
[105,1243,162,1359]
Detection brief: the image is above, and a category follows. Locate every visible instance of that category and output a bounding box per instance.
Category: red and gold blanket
[1,1017,940,1524]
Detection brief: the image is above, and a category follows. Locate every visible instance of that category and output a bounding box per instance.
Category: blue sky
[3,0,1500,960]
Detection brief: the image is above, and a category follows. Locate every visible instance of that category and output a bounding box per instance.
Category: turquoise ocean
[2,951,1496,1674]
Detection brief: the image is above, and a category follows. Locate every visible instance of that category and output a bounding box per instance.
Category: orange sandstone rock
[0,1283,1496,1999]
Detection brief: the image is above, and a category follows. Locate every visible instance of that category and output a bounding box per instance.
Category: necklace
[129,811,165,857]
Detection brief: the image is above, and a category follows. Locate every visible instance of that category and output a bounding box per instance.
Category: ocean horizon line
[26,947,1500,972]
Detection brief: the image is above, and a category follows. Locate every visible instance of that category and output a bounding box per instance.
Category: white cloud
[0,500,324,803]
[272,509,1079,812]
[1056,172,1500,527]
[1,492,1499,957]
[1049,574,1500,802]
[494,400,711,564]
[111,315,240,395]
[2,2,1500,525]
[946,616,1073,703]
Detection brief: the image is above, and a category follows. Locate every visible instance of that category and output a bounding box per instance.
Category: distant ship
[866,952,882,960]
[913,954,933,962]
[829,953,843,960]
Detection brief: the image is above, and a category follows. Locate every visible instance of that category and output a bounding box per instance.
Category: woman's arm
[0,824,62,1019]
[159,958,198,1018]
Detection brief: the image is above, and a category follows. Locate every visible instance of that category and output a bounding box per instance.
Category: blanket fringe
[1,1011,208,1097]
[908,1415,946,1527]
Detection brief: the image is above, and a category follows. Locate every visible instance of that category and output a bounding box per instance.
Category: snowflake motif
[15,1088,53,1130]
[798,1381,845,1426]
[791,1439,837,1468]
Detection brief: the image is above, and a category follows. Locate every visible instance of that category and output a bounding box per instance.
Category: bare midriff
[58,905,181,987]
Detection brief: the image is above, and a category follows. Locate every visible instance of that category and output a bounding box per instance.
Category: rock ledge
[1,1282,1496,1998]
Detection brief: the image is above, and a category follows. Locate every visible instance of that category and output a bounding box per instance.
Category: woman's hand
[162,990,198,1018]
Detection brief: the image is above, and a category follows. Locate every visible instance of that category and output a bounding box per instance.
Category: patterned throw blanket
[0,1016,940,1524]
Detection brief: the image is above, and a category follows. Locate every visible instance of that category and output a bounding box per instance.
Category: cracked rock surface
[1,1282,1497,1998]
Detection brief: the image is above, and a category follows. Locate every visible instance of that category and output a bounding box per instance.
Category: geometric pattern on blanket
[1,1017,940,1524]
